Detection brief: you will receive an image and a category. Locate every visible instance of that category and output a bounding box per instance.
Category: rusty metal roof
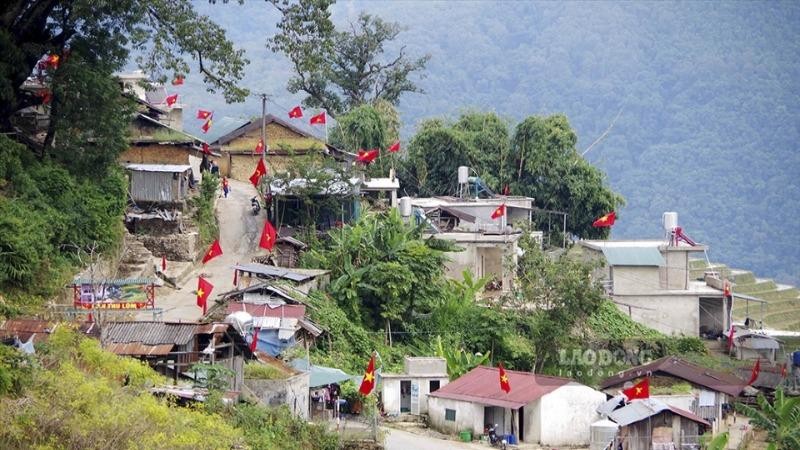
[0,319,58,344]
[599,356,745,397]
[428,366,572,409]
[226,303,306,319]
[608,398,710,427]
[101,322,197,346]
[105,342,175,356]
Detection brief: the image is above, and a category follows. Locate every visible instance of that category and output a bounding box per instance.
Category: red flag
[250,327,259,352]
[201,117,213,134]
[288,106,303,118]
[622,378,649,400]
[201,143,211,155]
[388,140,400,153]
[727,324,736,352]
[254,138,265,155]
[46,54,60,69]
[196,109,213,120]
[310,111,326,125]
[356,149,379,164]
[592,211,616,227]
[201,239,223,264]
[196,277,213,315]
[171,75,184,86]
[161,255,167,272]
[165,94,178,107]
[491,204,506,220]
[748,358,761,385]
[249,158,268,187]
[358,355,376,395]
[35,89,52,104]
[498,362,511,393]
[260,220,277,251]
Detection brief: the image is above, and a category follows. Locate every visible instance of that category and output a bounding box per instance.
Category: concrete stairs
[118,235,156,280]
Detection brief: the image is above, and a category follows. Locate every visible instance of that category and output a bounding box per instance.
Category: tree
[401,121,472,196]
[1,0,249,131]
[269,1,429,116]
[452,112,511,191]
[737,389,800,450]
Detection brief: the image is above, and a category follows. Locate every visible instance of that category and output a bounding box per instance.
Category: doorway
[484,406,506,435]
[400,380,411,413]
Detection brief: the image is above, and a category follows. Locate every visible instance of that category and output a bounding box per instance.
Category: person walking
[221,177,230,198]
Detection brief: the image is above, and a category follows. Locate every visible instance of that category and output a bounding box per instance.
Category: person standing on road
[221,177,230,198]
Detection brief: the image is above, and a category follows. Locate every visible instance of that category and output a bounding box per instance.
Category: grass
[244,363,291,380]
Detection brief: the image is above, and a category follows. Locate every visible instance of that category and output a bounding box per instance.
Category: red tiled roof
[225,303,306,319]
[428,366,572,409]
[599,356,745,397]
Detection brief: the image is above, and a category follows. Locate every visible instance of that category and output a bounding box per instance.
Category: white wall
[244,371,310,420]
[428,397,484,436]
[382,376,449,415]
[611,266,662,294]
[613,294,699,336]
[535,383,606,446]
[382,378,401,415]
[664,250,690,290]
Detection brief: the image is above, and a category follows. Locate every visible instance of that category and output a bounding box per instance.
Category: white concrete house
[428,366,606,446]
[381,356,449,415]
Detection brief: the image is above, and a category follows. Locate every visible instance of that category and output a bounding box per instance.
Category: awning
[290,358,353,388]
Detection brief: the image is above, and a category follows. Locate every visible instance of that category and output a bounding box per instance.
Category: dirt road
[139,178,266,321]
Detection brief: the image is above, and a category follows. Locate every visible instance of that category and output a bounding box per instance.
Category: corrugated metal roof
[609,398,710,427]
[125,163,192,173]
[602,246,664,266]
[297,317,323,337]
[232,263,320,282]
[226,303,306,318]
[71,278,157,286]
[105,342,174,356]
[101,322,197,346]
[599,356,745,397]
[428,366,572,409]
[0,319,58,344]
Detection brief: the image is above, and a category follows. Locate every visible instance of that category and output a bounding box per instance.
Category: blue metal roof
[602,247,664,267]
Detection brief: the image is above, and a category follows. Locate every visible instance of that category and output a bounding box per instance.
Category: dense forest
[177,1,800,284]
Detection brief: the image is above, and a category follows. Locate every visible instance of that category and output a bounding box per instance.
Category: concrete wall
[404,357,447,376]
[665,249,690,290]
[535,383,605,446]
[611,266,661,294]
[441,240,515,291]
[613,294,699,336]
[381,375,449,415]
[244,371,310,419]
[427,396,484,436]
[139,232,200,262]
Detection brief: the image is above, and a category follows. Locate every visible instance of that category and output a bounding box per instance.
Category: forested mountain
[179,1,800,284]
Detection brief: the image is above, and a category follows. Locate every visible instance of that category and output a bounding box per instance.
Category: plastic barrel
[459,430,472,442]
[506,434,517,445]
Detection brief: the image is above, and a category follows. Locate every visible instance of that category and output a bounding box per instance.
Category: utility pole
[260,93,268,161]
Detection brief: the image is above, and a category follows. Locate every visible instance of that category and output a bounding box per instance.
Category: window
[429,380,441,392]
[445,408,456,421]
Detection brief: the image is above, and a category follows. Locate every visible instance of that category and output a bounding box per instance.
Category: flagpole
[260,93,268,163]
[324,111,328,143]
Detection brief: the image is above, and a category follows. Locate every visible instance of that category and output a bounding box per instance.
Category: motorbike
[485,424,507,449]
[250,197,261,215]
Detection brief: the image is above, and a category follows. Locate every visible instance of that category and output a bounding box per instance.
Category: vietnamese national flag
[201,239,223,264]
[254,138,265,155]
[201,117,213,134]
[197,109,213,120]
[289,106,303,118]
[196,277,213,315]
[356,149,379,165]
[623,378,650,400]
[165,93,178,107]
[388,140,400,153]
[47,54,60,69]
[161,255,167,272]
[748,358,761,385]
[201,143,211,155]
[250,327,260,352]
[491,204,506,220]
[592,211,616,228]
[249,158,268,187]
[172,75,184,86]
[358,354,376,395]
[498,362,511,393]
[310,111,326,125]
[260,220,277,251]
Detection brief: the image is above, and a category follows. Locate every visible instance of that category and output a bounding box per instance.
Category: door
[410,380,420,415]
[400,380,411,413]
[518,406,524,442]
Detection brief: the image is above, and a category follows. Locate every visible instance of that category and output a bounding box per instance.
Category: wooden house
[608,398,710,450]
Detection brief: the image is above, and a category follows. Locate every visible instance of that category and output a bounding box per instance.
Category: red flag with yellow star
[249,158,268,187]
[498,362,511,393]
[201,239,223,264]
[165,93,178,107]
[358,354,376,395]
[491,204,506,220]
[592,211,616,228]
[196,277,213,314]
[260,220,277,251]
[623,378,649,400]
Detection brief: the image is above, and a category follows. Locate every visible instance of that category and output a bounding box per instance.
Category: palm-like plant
[736,389,800,450]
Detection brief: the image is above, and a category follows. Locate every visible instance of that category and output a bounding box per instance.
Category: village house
[243,352,311,419]
[229,263,330,294]
[100,321,253,391]
[125,163,193,206]
[599,356,745,434]
[608,398,711,450]
[290,358,354,420]
[427,365,606,446]
[380,356,449,416]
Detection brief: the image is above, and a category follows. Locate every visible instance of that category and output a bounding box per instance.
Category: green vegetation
[189,173,220,246]
[244,363,290,380]
[737,389,800,450]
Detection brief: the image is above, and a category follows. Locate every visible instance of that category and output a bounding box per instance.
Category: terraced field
[690,260,800,331]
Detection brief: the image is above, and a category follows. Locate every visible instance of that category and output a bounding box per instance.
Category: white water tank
[589,419,619,450]
[662,211,679,232]
[457,166,469,184]
[399,196,412,217]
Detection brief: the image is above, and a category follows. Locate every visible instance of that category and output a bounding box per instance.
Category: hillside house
[244,353,311,419]
[125,163,193,205]
[600,356,745,434]
[608,398,710,450]
[381,357,449,416]
[224,302,322,357]
[428,366,605,446]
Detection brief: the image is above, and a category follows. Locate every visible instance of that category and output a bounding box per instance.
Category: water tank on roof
[457,166,469,185]
[589,419,619,450]
[224,311,253,337]
[662,211,679,232]
[399,196,412,217]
